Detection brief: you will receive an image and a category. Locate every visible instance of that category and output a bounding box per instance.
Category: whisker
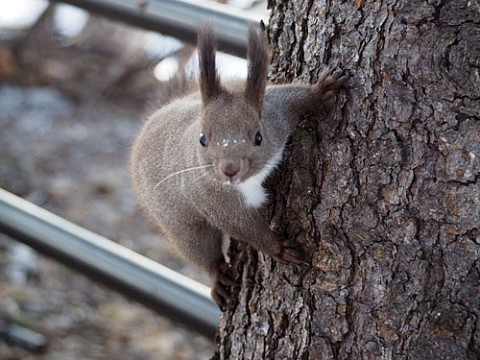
[191,168,212,184]
[154,164,214,189]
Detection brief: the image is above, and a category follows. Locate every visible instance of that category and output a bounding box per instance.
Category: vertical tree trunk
[214,1,480,359]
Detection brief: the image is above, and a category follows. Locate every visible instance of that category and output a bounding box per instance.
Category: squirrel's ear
[245,25,269,112]
[198,24,222,105]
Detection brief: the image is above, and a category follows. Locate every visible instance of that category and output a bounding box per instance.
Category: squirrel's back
[130,94,203,210]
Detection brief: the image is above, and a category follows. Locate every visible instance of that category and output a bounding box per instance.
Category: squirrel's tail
[150,46,196,108]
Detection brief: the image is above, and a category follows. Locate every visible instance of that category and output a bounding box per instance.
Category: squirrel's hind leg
[166,220,237,310]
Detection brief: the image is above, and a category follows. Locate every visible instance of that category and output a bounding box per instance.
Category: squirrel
[130,25,347,310]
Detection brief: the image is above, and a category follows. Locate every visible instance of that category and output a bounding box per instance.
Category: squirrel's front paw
[316,69,349,100]
[273,240,310,267]
[211,262,237,311]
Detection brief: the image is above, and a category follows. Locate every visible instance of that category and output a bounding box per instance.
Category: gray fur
[130,26,346,309]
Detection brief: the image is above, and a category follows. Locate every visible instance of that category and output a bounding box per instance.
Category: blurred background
[0,1,266,359]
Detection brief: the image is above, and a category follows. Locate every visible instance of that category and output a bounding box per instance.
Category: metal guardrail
[0,188,220,339]
[52,0,263,57]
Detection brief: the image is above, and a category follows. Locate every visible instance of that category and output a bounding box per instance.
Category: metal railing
[0,189,221,339]
[52,0,263,57]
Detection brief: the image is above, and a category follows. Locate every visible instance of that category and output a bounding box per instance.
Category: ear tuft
[198,24,222,104]
[245,24,269,112]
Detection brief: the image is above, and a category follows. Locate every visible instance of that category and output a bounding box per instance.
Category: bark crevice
[214,1,480,358]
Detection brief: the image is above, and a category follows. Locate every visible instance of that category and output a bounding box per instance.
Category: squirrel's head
[196,24,271,185]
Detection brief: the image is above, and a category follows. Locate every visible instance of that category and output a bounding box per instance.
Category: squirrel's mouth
[219,172,244,185]
[222,178,242,186]
[215,159,249,185]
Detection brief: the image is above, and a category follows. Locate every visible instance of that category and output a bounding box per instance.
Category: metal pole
[0,188,220,339]
[52,0,263,57]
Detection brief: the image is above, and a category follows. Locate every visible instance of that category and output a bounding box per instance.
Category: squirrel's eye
[254,131,262,146]
[199,133,208,147]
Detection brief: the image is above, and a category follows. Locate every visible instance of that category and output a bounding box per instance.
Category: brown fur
[245,25,269,111]
[198,24,222,104]
[130,25,347,310]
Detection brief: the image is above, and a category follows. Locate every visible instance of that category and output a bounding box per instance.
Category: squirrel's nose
[221,162,240,179]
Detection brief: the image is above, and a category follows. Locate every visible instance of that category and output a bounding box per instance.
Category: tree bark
[214,1,480,359]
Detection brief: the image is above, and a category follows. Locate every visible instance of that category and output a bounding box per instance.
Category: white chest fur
[237,148,284,208]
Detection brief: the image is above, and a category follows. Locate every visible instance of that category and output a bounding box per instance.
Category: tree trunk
[214,1,480,359]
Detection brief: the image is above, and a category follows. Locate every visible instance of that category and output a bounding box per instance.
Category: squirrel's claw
[318,68,350,86]
[274,240,310,267]
[211,263,238,311]
[316,69,349,100]
[211,283,230,311]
